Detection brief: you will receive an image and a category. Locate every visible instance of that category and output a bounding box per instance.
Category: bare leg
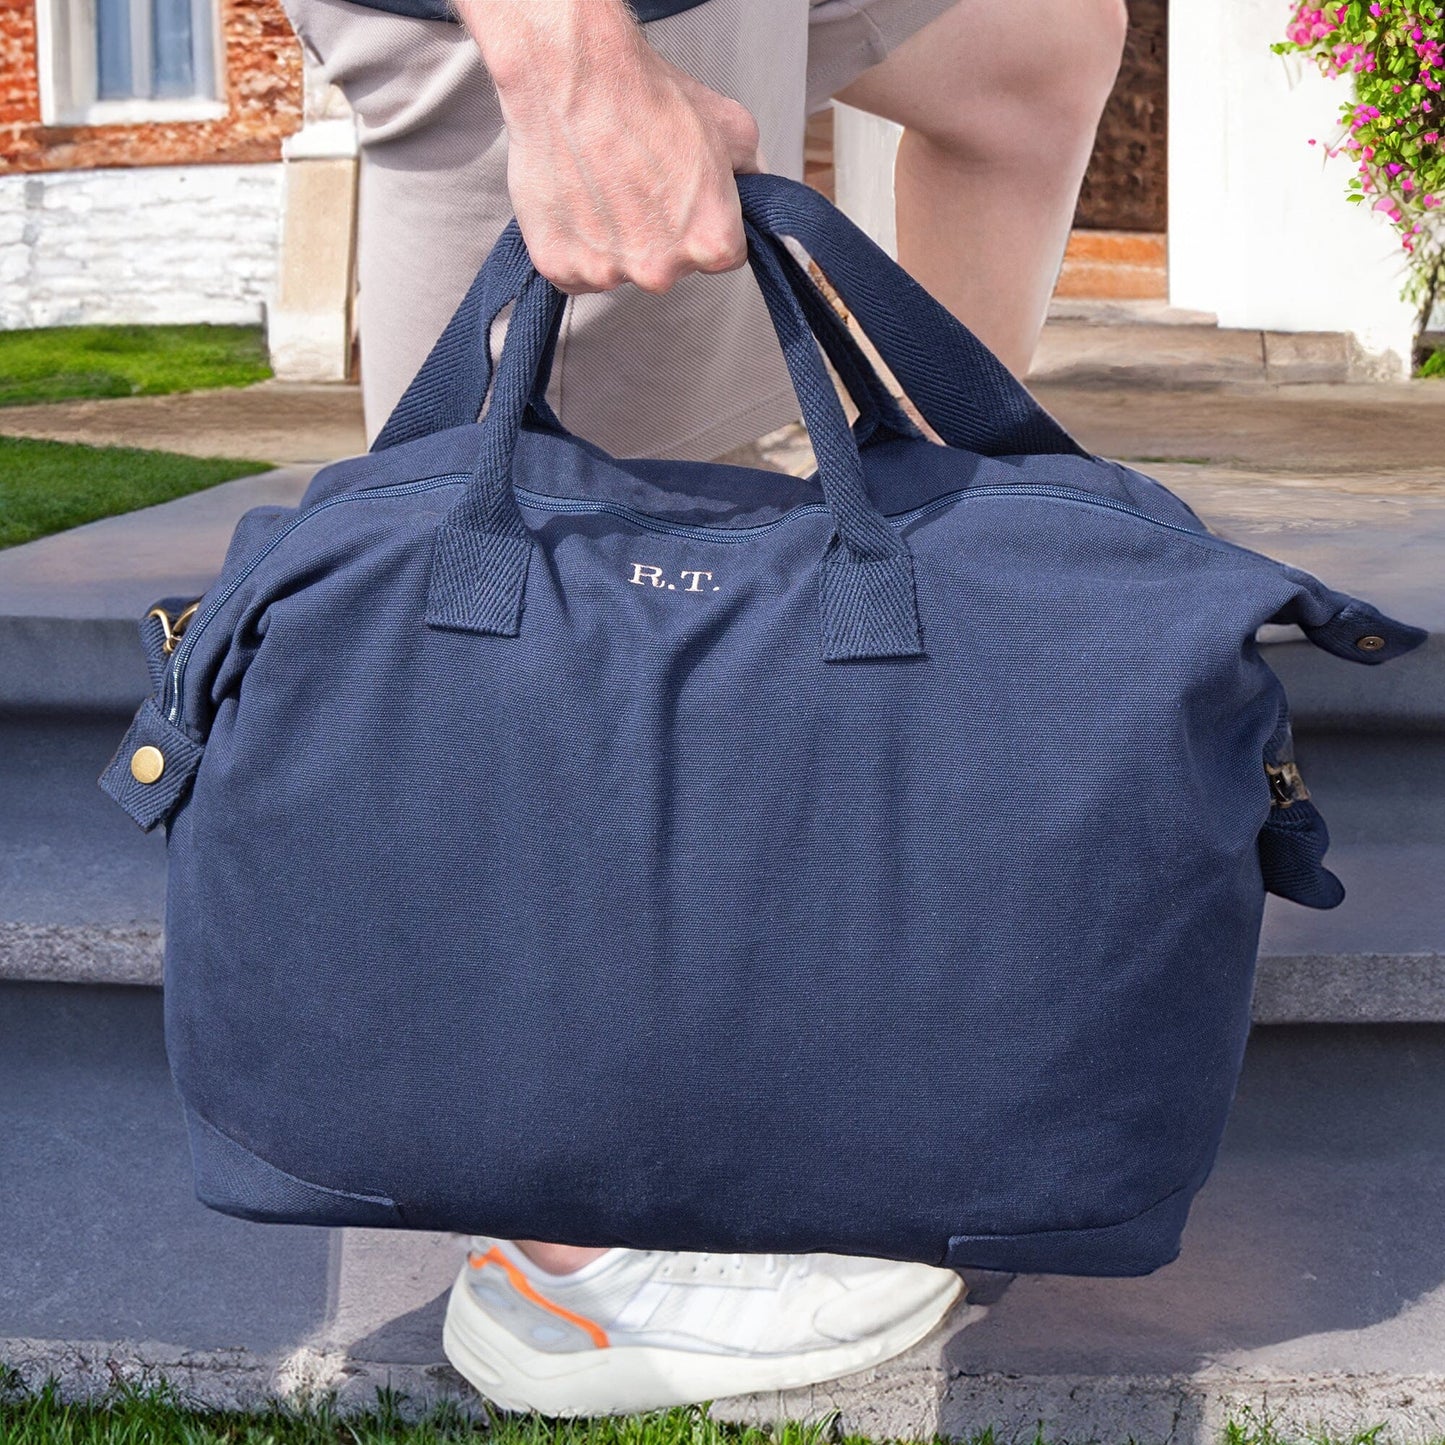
[835,0,1128,377]
[514,1240,610,1273]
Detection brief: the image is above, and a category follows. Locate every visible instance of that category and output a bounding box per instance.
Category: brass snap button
[1355,634,1387,653]
[130,745,166,784]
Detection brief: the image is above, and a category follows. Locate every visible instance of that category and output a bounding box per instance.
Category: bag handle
[374,174,1081,461]
[423,220,924,662]
[373,225,531,453]
[759,231,918,443]
[372,216,916,455]
[733,174,1083,459]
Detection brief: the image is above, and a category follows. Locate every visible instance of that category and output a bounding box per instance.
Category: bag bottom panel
[187,1107,1202,1277]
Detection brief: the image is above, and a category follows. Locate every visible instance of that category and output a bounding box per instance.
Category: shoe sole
[442,1263,965,1416]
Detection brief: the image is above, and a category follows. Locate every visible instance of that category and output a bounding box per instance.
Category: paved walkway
[1,376,1442,481]
[0,382,365,466]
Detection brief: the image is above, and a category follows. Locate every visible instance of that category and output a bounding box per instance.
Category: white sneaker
[442,1237,966,1416]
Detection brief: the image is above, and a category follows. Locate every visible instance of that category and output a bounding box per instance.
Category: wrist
[457,0,643,98]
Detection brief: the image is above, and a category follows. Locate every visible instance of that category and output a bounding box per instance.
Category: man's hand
[457,0,760,295]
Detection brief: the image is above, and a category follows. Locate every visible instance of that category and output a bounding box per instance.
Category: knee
[910,0,1128,165]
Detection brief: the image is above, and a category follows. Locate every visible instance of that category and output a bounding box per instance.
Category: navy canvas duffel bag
[101,174,1423,1276]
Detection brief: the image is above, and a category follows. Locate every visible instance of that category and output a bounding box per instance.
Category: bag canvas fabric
[102,175,1424,1276]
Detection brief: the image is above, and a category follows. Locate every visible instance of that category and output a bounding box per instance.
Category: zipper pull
[147,601,201,655]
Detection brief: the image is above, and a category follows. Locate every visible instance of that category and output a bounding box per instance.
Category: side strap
[99,697,203,832]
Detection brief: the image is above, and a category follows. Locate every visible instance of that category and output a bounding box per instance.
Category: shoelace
[693,1252,807,1279]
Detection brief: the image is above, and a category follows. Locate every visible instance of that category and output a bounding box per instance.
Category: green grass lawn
[0,436,270,549]
[0,1378,1424,1445]
[0,325,271,408]
[0,1387,841,1445]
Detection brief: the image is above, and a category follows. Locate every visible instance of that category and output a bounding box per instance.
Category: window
[37,0,226,124]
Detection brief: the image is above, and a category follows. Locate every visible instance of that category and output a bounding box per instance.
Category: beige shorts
[284,0,957,454]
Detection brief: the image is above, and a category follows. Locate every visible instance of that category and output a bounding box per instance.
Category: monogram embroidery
[628,564,720,593]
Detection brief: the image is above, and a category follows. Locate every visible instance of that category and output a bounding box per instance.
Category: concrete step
[0,467,313,713]
[3,711,1439,1020]
[1031,306,1378,386]
[1153,466,1443,731]
[2,983,1442,1439]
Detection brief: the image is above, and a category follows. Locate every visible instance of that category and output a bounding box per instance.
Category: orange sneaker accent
[469,1246,611,1349]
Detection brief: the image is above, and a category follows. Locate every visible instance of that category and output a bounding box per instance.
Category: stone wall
[0,0,302,173]
[0,163,281,328]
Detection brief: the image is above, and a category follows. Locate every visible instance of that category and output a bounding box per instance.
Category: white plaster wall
[833,103,901,258]
[0,163,282,330]
[837,23,1419,373]
[1169,0,1417,372]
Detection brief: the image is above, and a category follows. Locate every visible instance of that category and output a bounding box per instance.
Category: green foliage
[0,325,271,408]
[1274,1,1445,348]
[0,436,269,549]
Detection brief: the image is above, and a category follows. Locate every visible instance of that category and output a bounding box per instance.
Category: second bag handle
[732,174,1083,460]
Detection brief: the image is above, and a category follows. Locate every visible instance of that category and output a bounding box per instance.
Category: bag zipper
[164,474,1235,725]
[509,480,1219,546]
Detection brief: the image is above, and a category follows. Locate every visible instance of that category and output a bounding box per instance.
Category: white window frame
[35,0,227,126]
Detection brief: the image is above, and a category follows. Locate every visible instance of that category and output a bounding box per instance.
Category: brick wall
[0,0,40,155]
[0,0,302,173]
[1075,0,1168,233]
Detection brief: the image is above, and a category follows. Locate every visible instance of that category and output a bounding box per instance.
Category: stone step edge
[5,924,1443,1023]
[1028,322,1392,386]
[3,1334,1443,1439]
